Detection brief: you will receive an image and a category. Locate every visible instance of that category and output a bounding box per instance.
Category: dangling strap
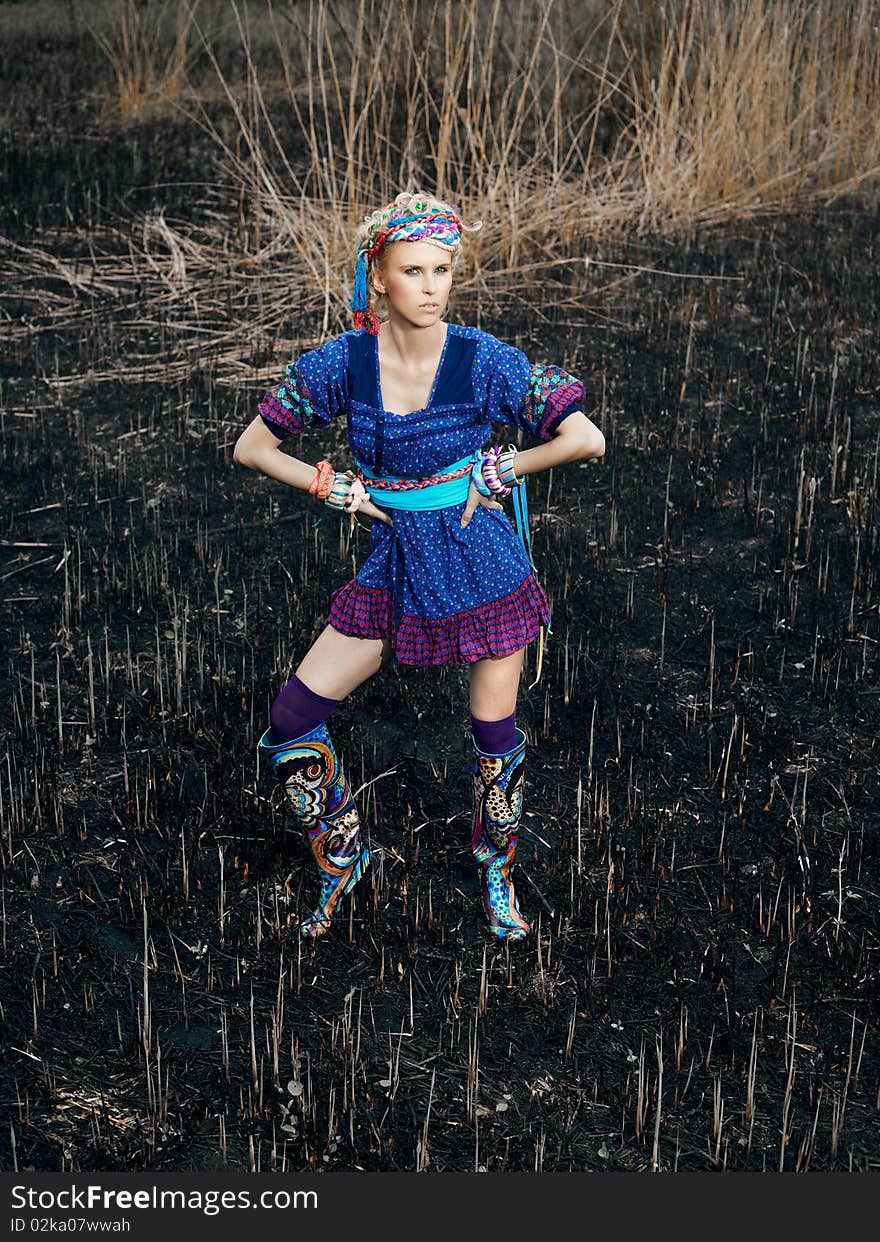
[511,477,553,688]
[511,478,552,640]
[511,476,533,568]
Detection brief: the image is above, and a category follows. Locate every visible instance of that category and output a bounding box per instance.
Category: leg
[295,624,393,701]
[259,625,393,940]
[468,645,524,720]
[467,645,531,941]
[270,625,392,742]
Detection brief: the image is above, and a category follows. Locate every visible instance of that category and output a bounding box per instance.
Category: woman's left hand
[460,482,505,527]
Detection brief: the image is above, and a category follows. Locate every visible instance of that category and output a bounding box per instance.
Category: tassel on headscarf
[351,251,383,334]
[350,252,369,316]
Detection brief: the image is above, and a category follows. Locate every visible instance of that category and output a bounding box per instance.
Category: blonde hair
[355,190,481,317]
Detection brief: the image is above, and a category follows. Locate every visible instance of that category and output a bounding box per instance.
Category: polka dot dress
[257,323,585,668]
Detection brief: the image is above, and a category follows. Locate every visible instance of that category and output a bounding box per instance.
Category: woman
[233,191,604,943]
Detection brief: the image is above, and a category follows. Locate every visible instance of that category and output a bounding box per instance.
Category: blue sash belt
[357,455,474,511]
[357,452,536,571]
[354,453,551,650]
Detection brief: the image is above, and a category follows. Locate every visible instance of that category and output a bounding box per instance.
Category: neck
[380,313,447,362]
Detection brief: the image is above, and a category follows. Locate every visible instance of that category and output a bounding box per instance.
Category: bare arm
[233,415,320,491]
[232,414,394,526]
[511,409,605,476]
[459,409,603,526]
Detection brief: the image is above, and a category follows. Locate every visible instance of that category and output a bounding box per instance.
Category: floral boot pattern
[470,726,531,941]
[258,721,370,938]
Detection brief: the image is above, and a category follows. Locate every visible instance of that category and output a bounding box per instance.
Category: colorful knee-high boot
[258,721,370,938]
[470,726,531,941]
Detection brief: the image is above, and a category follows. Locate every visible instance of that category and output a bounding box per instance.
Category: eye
[405,267,421,275]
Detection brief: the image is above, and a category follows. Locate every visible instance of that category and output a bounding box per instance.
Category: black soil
[1,21,878,1175]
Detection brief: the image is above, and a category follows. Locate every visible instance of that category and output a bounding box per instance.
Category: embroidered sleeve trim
[257,367,318,438]
[520,365,586,441]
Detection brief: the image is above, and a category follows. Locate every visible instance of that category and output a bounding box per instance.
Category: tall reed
[90,0,202,121]
[6,0,879,378]
[185,0,879,324]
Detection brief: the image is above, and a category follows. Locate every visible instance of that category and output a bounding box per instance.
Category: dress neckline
[373,323,452,417]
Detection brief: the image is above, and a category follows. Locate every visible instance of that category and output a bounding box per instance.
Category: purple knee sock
[471,709,517,755]
[269,672,342,743]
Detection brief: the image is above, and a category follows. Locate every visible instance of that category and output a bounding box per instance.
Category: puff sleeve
[257,334,349,440]
[486,340,586,442]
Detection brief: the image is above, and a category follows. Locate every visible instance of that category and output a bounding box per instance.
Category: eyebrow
[399,260,450,268]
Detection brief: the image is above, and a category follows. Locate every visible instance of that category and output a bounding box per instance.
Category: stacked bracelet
[497,444,523,488]
[308,459,336,500]
[480,446,510,496]
[323,469,358,510]
[476,443,523,497]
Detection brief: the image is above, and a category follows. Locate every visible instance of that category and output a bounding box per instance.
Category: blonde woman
[233,191,604,942]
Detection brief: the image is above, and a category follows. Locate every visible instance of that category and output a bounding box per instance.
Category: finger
[364,502,392,526]
[460,507,474,527]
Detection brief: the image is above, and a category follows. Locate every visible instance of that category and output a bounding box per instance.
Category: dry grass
[88,0,203,122]
[188,0,880,291]
[3,0,879,382]
[623,0,880,223]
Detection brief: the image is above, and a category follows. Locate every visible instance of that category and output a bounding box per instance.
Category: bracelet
[497,444,523,488]
[480,444,512,497]
[308,459,336,500]
[324,469,357,510]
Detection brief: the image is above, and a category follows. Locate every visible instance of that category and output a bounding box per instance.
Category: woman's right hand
[356,497,394,528]
[343,479,394,528]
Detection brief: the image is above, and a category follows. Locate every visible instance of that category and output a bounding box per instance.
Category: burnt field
[1,11,880,1176]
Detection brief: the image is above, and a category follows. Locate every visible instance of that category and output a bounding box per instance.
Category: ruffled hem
[326,573,551,666]
[326,578,394,640]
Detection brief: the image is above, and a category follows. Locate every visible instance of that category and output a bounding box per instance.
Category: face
[371,239,454,327]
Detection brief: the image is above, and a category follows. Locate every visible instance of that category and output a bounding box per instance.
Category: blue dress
[257,324,586,667]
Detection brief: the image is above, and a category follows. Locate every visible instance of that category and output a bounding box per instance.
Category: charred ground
[1,15,878,1175]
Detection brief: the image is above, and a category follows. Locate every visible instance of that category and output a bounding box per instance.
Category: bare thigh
[294,624,393,701]
[468,646,525,719]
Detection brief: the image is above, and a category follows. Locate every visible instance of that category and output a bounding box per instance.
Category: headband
[351,209,463,335]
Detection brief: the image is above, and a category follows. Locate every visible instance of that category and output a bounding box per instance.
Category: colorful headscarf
[350,206,463,335]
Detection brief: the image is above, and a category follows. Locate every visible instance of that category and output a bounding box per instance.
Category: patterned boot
[258,721,371,938]
[470,726,531,941]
